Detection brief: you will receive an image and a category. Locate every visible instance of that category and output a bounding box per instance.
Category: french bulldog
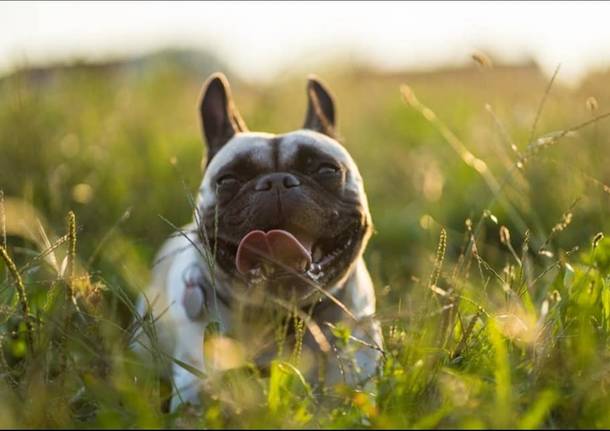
[132,73,383,411]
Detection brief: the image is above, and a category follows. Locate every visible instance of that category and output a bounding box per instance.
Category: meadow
[2,49,610,428]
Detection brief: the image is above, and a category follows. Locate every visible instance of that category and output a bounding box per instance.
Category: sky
[1,1,610,84]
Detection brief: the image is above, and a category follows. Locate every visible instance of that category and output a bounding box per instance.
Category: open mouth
[234,225,359,286]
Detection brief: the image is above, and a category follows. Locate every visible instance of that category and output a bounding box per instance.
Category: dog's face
[195,74,372,300]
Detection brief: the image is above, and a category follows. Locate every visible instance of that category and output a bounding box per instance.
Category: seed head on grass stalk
[0,245,34,353]
[593,232,604,249]
[520,110,610,166]
[537,197,579,256]
[54,210,80,388]
[0,190,6,252]
[499,225,522,266]
[472,51,493,69]
[290,312,306,366]
[0,190,6,285]
[451,307,483,359]
[586,96,599,113]
[67,211,77,303]
[428,227,447,299]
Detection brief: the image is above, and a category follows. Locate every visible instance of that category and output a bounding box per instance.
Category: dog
[133,73,383,411]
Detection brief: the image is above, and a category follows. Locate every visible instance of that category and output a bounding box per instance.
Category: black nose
[254,173,301,191]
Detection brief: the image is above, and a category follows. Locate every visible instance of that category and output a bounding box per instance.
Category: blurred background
[2,1,610,306]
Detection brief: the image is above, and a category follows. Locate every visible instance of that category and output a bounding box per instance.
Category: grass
[2,51,610,427]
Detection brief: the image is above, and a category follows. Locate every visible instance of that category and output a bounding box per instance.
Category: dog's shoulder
[342,258,376,318]
[131,224,202,355]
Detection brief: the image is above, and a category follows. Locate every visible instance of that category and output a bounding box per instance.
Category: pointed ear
[303,75,336,138]
[199,73,248,163]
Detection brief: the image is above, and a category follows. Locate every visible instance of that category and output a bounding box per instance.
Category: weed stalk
[0,245,34,354]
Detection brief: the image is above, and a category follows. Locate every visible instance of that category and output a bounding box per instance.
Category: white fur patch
[198,132,275,206]
[279,130,369,212]
[278,129,353,166]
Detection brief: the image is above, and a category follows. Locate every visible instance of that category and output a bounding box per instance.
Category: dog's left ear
[303,75,336,138]
[199,73,248,163]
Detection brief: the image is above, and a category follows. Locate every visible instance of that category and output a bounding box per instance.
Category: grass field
[2,50,610,428]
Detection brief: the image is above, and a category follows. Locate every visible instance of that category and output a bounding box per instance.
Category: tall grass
[2,54,610,427]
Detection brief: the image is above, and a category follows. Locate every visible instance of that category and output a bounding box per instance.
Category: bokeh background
[3,2,610,427]
[2,2,610,299]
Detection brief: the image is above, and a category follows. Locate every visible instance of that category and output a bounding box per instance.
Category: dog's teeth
[248,266,262,276]
[307,263,324,281]
[246,266,267,285]
[313,246,324,263]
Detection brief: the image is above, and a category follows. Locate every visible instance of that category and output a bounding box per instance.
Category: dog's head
[195,73,372,300]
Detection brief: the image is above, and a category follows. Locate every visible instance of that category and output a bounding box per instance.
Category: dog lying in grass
[133,73,383,411]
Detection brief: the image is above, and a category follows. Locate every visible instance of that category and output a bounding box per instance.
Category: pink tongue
[236,229,312,275]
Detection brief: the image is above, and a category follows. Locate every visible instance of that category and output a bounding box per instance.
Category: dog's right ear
[199,73,248,163]
[303,75,336,138]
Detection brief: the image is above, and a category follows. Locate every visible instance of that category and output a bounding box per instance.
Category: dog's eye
[216,174,239,187]
[316,163,340,176]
